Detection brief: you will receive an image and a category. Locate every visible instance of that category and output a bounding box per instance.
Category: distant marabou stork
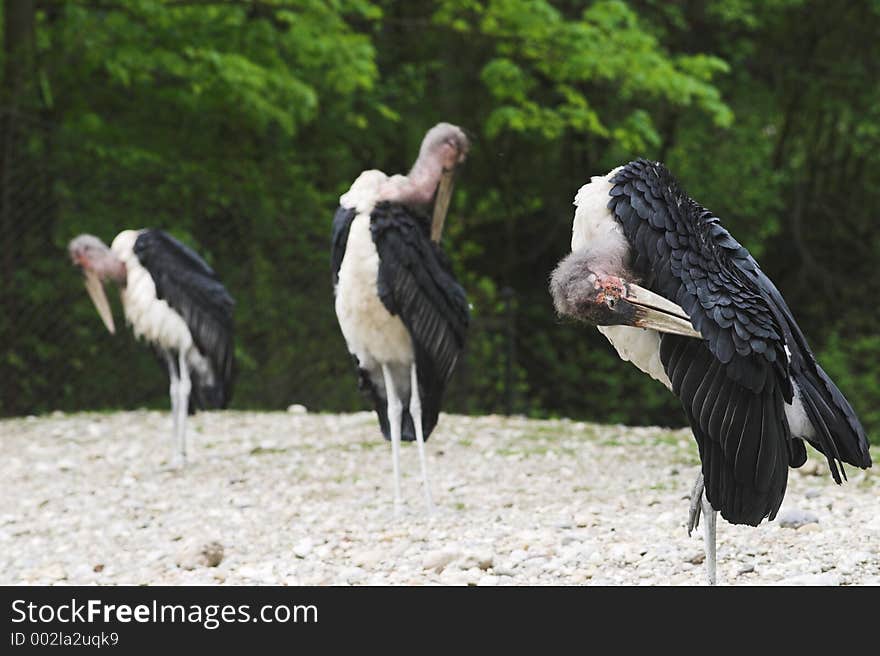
[69,229,235,466]
[331,123,470,512]
[550,159,871,583]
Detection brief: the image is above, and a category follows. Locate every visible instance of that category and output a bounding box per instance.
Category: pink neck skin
[91,251,127,284]
[379,144,457,207]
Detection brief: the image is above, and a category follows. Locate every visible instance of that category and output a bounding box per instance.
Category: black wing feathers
[609,160,870,524]
[134,229,235,409]
[606,162,787,524]
[662,335,789,524]
[370,201,469,440]
[750,273,871,472]
[331,205,357,287]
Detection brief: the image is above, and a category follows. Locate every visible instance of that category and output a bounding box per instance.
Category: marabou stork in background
[550,159,871,584]
[331,123,470,513]
[69,229,235,467]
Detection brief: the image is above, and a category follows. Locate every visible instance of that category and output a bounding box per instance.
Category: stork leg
[409,363,434,511]
[687,472,717,585]
[701,494,717,586]
[381,364,403,515]
[174,348,191,468]
[164,351,180,452]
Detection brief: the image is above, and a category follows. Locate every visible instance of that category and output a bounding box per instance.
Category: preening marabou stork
[550,159,871,584]
[69,229,235,466]
[331,123,470,513]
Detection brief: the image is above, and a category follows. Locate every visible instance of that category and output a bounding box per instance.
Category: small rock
[457,551,494,571]
[176,540,224,570]
[340,566,366,583]
[796,523,820,533]
[574,511,598,527]
[609,544,637,564]
[237,565,261,579]
[422,550,460,573]
[737,563,755,575]
[352,549,385,568]
[777,508,819,529]
[93,563,105,573]
[287,404,308,414]
[777,572,841,586]
[293,538,313,559]
[31,563,67,581]
[804,488,822,499]
[686,551,705,565]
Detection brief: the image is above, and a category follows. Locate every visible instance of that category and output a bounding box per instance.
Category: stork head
[68,234,124,334]
[550,250,701,338]
[418,122,470,171]
[410,123,470,242]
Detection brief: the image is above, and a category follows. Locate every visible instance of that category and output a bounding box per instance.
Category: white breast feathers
[335,174,414,367]
[111,230,194,353]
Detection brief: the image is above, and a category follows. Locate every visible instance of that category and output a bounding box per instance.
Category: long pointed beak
[624,283,701,339]
[83,270,116,334]
[431,167,456,242]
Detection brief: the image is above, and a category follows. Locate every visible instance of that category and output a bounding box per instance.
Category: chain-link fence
[0,107,539,420]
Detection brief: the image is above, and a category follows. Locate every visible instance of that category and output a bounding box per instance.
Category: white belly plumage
[572,171,814,439]
[111,230,194,353]
[597,325,672,389]
[335,175,414,368]
[572,171,672,389]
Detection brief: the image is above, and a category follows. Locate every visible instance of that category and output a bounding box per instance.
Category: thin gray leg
[702,494,717,586]
[165,351,180,456]
[381,364,403,515]
[409,363,434,511]
[175,348,191,467]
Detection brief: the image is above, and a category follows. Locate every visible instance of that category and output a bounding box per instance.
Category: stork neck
[399,157,444,207]
[97,255,127,285]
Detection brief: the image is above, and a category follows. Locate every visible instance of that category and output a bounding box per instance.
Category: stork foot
[687,471,717,585]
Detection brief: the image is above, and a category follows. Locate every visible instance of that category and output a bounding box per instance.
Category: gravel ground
[1,410,877,586]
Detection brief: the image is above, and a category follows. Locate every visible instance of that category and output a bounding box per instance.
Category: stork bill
[431,167,456,243]
[605,280,700,339]
[82,269,116,334]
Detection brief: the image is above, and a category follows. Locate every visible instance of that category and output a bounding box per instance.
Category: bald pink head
[414,122,470,172]
[68,234,125,283]
[379,122,470,210]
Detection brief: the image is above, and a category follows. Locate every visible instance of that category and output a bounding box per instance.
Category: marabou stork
[331,123,470,513]
[69,229,235,466]
[550,159,871,584]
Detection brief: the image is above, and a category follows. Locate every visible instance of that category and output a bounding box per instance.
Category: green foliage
[442,0,731,140]
[1,0,878,446]
[820,331,880,442]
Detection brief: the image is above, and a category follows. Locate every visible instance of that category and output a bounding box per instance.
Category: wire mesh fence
[0,106,534,419]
